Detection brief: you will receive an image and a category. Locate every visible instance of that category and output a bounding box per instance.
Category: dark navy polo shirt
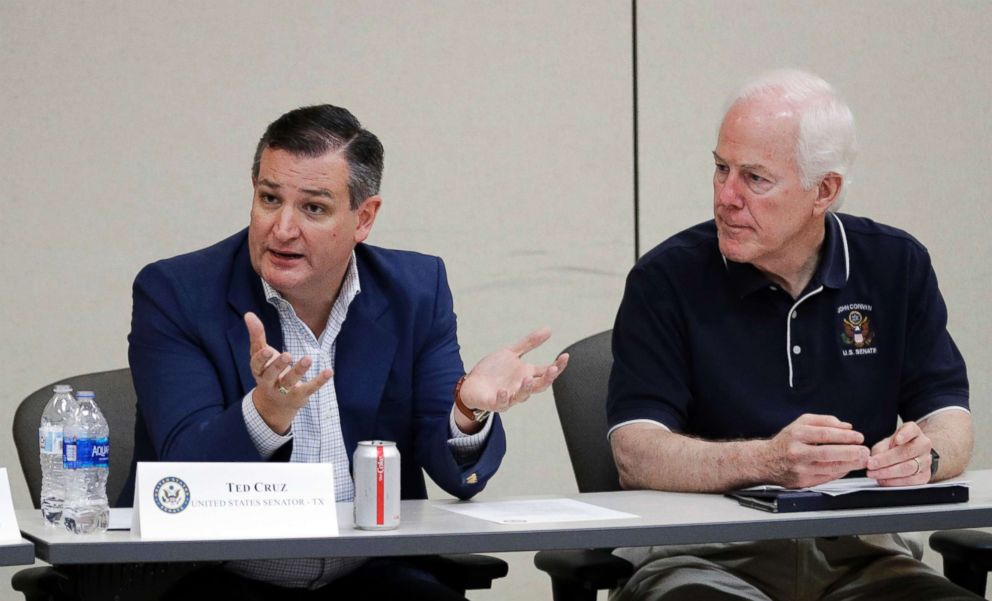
[607,213,968,448]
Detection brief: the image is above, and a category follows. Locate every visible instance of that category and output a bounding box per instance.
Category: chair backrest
[12,368,137,508]
[551,330,621,493]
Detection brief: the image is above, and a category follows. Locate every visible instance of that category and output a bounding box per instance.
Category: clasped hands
[244,312,569,436]
[764,414,933,489]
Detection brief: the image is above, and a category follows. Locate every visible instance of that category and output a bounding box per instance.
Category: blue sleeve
[607,263,691,433]
[128,263,264,462]
[412,258,506,500]
[898,251,969,421]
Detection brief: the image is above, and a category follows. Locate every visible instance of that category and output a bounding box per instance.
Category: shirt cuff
[447,408,493,465]
[242,389,293,460]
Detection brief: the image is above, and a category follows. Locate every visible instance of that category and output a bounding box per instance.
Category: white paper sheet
[742,477,970,497]
[109,507,132,530]
[438,498,638,524]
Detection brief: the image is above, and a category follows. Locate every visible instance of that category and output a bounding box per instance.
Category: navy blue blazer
[121,229,505,505]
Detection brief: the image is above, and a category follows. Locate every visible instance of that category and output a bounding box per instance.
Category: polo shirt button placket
[788,306,804,388]
[790,335,804,387]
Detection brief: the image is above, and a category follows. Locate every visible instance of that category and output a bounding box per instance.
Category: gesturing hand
[867,421,932,486]
[245,312,332,435]
[762,414,870,489]
[457,327,569,424]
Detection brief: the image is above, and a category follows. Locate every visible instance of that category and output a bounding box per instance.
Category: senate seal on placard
[154,476,191,514]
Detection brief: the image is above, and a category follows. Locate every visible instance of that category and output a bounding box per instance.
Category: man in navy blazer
[126,104,568,599]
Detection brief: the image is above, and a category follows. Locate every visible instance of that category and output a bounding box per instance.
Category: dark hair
[252,105,384,210]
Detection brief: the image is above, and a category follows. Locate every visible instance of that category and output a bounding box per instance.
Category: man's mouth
[269,249,304,260]
[718,216,750,230]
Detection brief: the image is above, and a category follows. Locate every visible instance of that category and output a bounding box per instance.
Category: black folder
[729,484,969,513]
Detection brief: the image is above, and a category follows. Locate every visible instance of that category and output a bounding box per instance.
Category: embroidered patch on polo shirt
[838,303,878,356]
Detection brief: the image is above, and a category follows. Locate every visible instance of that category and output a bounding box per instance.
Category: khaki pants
[610,535,982,601]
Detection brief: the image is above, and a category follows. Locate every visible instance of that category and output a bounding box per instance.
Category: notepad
[729,479,969,513]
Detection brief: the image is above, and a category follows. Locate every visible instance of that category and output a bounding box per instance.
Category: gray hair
[729,69,857,205]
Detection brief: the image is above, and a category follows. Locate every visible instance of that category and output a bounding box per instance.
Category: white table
[18,469,992,565]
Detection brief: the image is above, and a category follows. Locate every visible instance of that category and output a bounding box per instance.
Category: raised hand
[245,312,332,434]
[457,328,569,429]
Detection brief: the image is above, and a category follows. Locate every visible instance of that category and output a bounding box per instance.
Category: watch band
[930,448,940,480]
[453,375,491,423]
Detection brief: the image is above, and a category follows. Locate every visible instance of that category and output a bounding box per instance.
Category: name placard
[133,462,338,541]
[0,468,21,542]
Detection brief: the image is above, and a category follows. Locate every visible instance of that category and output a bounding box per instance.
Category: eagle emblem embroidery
[841,310,874,348]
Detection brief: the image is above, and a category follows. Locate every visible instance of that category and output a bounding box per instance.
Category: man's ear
[814,173,843,215]
[354,195,382,244]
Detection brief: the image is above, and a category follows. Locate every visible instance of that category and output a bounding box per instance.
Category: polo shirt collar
[723,256,770,298]
[722,212,851,297]
[817,212,850,290]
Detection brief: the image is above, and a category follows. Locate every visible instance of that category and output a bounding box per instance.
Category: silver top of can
[357,440,397,447]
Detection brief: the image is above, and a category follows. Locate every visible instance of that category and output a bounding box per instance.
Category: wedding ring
[912,456,921,475]
[277,385,290,396]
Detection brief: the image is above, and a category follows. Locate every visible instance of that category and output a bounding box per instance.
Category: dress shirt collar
[260,251,362,320]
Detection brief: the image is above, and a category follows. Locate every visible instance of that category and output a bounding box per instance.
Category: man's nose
[273,205,300,239]
[716,172,745,209]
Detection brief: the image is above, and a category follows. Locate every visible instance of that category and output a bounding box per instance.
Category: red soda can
[353,440,400,530]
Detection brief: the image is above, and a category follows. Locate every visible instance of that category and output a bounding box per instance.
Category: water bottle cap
[76,390,95,399]
[53,384,73,394]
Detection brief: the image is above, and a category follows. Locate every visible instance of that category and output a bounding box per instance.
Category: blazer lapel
[334,261,397,453]
[221,240,396,453]
[226,240,283,396]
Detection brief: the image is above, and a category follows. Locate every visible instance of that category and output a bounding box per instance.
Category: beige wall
[1,1,989,599]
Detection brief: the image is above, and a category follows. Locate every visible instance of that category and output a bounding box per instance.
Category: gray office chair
[11,368,507,601]
[532,330,992,600]
[532,331,633,601]
[13,369,137,513]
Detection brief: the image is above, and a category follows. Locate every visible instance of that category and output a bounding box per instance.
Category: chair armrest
[13,562,214,601]
[929,530,992,596]
[534,548,633,589]
[930,529,992,568]
[12,566,70,600]
[413,553,509,591]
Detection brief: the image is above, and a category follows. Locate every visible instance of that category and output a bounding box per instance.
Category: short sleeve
[898,250,969,421]
[607,263,694,434]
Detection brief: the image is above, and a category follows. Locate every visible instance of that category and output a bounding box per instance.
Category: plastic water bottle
[39,384,76,525]
[62,390,110,534]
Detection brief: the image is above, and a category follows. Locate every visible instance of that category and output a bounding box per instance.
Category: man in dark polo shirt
[607,70,976,600]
